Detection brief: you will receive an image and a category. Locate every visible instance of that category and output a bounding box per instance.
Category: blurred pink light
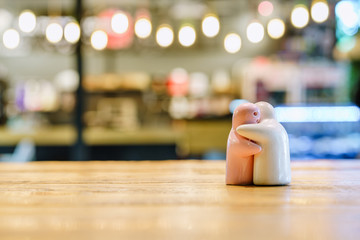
[258,1,274,17]
[98,8,134,49]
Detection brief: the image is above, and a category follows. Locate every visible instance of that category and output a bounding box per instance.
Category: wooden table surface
[0,160,360,240]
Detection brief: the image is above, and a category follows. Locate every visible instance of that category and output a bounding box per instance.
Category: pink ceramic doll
[226,103,262,185]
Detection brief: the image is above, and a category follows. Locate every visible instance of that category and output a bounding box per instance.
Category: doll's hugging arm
[231,132,262,156]
[236,123,269,143]
[245,139,262,155]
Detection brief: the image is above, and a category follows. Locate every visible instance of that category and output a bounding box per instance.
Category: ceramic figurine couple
[226,101,291,186]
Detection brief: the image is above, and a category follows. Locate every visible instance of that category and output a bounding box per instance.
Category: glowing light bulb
[246,22,264,43]
[135,18,152,38]
[224,33,241,54]
[18,10,36,33]
[335,1,358,29]
[156,24,174,48]
[178,25,196,47]
[267,18,285,39]
[64,22,80,43]
[46,23,63,43]
[2,29,20,49]
[258,1,274,17]
[90,30,108,50]
[291,5,309,28]
[311,1,329,23]
[202,14,220,38]
[111,12,129,34]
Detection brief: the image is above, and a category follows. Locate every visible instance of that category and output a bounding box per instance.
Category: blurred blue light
[229,99,249,113]
[275,105,360,122]
[335,0,359,29]
[336,35,356,52]
[342,25,359,36]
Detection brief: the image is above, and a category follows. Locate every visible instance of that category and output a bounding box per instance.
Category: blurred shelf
[0,120,231,157]
[83,127,183,145]
[0,125,76,146]
[181,119,231,155]
[0,125,184,146]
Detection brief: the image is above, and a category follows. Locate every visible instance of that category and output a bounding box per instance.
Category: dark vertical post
[72,0,87,160]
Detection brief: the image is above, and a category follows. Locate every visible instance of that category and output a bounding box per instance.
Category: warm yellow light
[311,1,329,23]
[64,22,80,43]
[111,12,129,34]
[267,18,285,39]
[156,24,174,48]
[291,5,309,28]
[90,30,108,50]
[202,14,220,38]
[2,29,20,49]
[246,22,264,43]
[135,18,152,39]
[46,23,63,43]
[178,25,196,47]
[224,33,241,54]
[18,10,36,33]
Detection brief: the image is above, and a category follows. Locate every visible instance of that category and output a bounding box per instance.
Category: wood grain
[0,160,360,240]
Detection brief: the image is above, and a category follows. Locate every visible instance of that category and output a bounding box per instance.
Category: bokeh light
[224,33,241,53]
[46,22,63,44]
[291,5,309,28]
[90,30,108,50]
[18,10,36,33]
[135,18,152,39]
[178,25,196,47]
[246,22,264,43]
[111,12,129,34]
[336,36,356,53]
[267,18,285,39]
[335,0,359,29]
[64,21,81,44]
[258,1,274,17]
[2,29,20,49]
[311,1,329,23]
[167,68,189,97]
[54,69,80,92]
[156,24,174,48]
[202,14,220,38]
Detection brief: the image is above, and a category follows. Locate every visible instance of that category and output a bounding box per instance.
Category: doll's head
[232,103,260,128]
[255,101,276,121]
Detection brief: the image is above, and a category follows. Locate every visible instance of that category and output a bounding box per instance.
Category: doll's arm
[236,124,268,142]
[245,140,262,155]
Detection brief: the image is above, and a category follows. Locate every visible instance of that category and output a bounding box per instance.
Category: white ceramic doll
[236,101,291,185]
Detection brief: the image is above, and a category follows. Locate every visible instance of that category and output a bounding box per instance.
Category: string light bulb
[2,29,20,49]
[291,5,309,28]
[135,17,152,39]
[178,25,196,47]
[64,21,81,43]
[111,12,129,34]
[202,14,220,38]
[156,24,174,48]
[267,18,285,39]
[18,10,36,33]
[224,33,241,53]
[246,22,264,43]
[311,1,329,23]
[46,22,63,44]
[90,30,108,50]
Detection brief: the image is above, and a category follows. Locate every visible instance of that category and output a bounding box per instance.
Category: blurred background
[0,0,359,161]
